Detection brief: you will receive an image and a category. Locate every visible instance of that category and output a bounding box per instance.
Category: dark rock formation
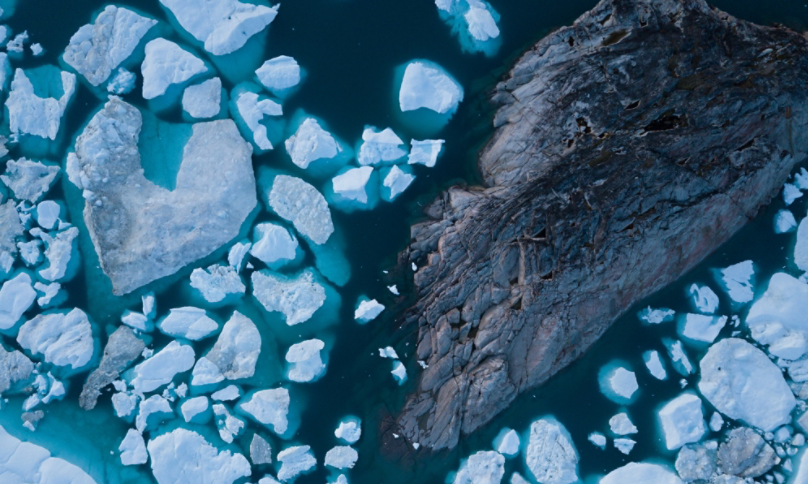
[397,0,808,450]
[79,326,144,409]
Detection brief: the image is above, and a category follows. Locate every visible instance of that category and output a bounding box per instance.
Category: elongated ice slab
[525,418,578,484]
[157,307,218,340]
[643,350,667,380]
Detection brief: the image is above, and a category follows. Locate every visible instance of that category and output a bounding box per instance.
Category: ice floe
[688,283,719,314]
[325,445,358,469]
[664,338,693,376]
[198,311,260,381]
[147,428,251,484]
[746,272,808,359]
[494,428,521,457]
[286,339,326,382]
[0,424,98,483]
[119,429,148,466]
[157,307,218,340]
[613,438,636,455]
[381,165,415,201]
[658,392,705,450]
[250,223,301,269]
[609,413,638,435]
[181,396,210,423]
[331,166,376,208]
[714,260,754,304]
[7,67,75,141]
[1,159,60,203]
[638,306,675,325]
[0,272,36,331]
[131,340,195,393]
[182,77,222,119]
[256,55,301,93]
[277,445,316,481]
[107,68,136,94]
[253,269,326,326]
[678,313,727,344]
[17,308,94,373]
[525,418,578,484]
[233,88,282,151]
[600,462,683,484]
[285,117,343,170]
[141,38,207,99]
[399,60,463,114]
[335,417,362,444]
[453,450,505,484]
[189,265,245,304]
[391,360,407,384]
[355,298,384,323]
[588,432,606,450]
[250,433,272,465]
[135,394,172,432]
[213,403,245,443]
[408,139,444,167]
[357,127,407,166]
[643,350,667,380]
[34,200,60,230]
[238,388,289,435]
[775,210,797,233]
[598,364,638,403]
[268,175,334,244]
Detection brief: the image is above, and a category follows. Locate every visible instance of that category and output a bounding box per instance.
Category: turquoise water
[1,1,807,484]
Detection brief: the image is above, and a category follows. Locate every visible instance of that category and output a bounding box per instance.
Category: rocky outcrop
[79,325,145,410]
[396,0,808,450]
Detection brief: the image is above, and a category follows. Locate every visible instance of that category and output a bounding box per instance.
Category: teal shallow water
[1,1,808,484]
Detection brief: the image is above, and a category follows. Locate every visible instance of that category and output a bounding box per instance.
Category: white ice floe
[286,339,326,382]
[159,0,278,55]
[112,392,137,418]
[35,201,60,230]
[158,307,218,340]
[495,429,521,457]
[135,395,172,432]
[6,31,28,53]
[464,0,500,41]
[34,226,78,283]
[239,388,290,435]
[142,293,156,319]
[355,299,384,323]
[182,77,222,119]
[391,361,407,384]
[250,223,299,268]
[122,310,152,332]
[228,241,251,271]
[658,392,705,450]
[358,127,407,166]
[256,55,301,92]
[0,424,98,483]
[63,5,157,86]
[268,175,334,244]
[382,165,415,201]
[284,118,341,169]
[600,462,683,484]
[643,350,667,380]
[131,341,195,393]
[797,217,808,272]
[181,396,210,423]
[714,260,755,305]
[147,428,251,484]
[191,356,224,386]
[678,314,727,344]
[18,240,41,266]
[588,432,606,450]
[746,272,808,359]
[665,339,693,375]
[17,307,94,371]
[119,429,147,466]
[252,269,326,325]
[141,38,207,99]
[235,90,282,150]
[388,285,399,295]
[709,412,724,432]
[525,418,578,484]
[0,272,36,330]
[613,438,636,455]
[325,446,358,470]
[609,413,638,435]
[199,311,260,380]
[698,338,795,432]
[7,68,76,140]
[379,347,398,359]
[454,450,505,484]
[213,403,245,443]
[190,265,245,303]
[638,306,675,324]
[599,365,638,402]
[785,183,802,205]
[408,139,444,167]
[335,418,362,444]
[688,284,719,314]
[2,159,60,203]
[107,68,136,94]
[277,445,316,481]
[399,61,463,114]
[332,167,374,204]
[775,210,797,234]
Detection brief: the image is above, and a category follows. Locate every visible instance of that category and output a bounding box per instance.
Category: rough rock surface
[79,325,145,409]
[396,0,808,450]
[70,97,256,295]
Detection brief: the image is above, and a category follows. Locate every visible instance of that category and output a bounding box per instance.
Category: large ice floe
[0,424,97,483]
[267,174,334,244]
[130,340,195,393]
[159,0,278,56]
[16,308,96,374]
[69,97,256,295]
[6,67,76,141]
[525,418,579,484]
[147,428,251,484]
[657,392,705,450]
[252,269,326,326]
[62,5,157,87]
[399,60,463,114]
[746,272,808,359]
[141,38,208,99]
[698,338,795,431]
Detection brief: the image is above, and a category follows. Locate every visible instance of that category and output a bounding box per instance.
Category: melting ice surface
[2,1,808,484]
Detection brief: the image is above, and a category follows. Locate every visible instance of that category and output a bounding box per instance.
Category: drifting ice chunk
[181,396,210,423]
[36,227,79,282]
[201,311,260,380]
[688,284,719,314]
[379,347,398,359]
[399,61,463,114]
[191,357,224,386]
[638,306,675,324]
[159,0,278,56]
[182,77,222,119]
[525,418,579,484]
[34,281,63,307]
[775,210,797,233]
[228,241,251,270]
[234,90,282,150]
[250,223,300,268]
[494,429,520,457]
[18,240,40,266]
[464,0,500,41]
[213,403,245,443]
[256,56,301,92]
[609,413,638,435]
[135,394,172,432]
[147,428,251,484]
[107,68,136,94]
[277,445,316,481]
[381,165,415,201]
[714,260,754,304]
[355,299,384,323]
[131,340,195,393]
[6,31,27,53]
[332,167,374,205]
[664,339,693,376]
[112,392,137,419]
[391,361,407,384]
[643,350,667,380]
[250,434,272,465]
[1,159,60,203]
[600,462,683,484]
[588,432,606,449]
[190,264,245,303]
[709,412,724,432]
[658,392,705,450]
[7,68,75,140]
[678,314,727,344]
[284,118,341,169]
[785,183,802,205]
[358,127,407,166]
[119,429,147,466]
[141,38,207,99]
[598,364,638,403]
[17,308,94,371]
[796,218,808,272]
[253,269,326,325]
[0,424,98,483]
[268,175,334,244]
[285,339,326,382]
[408,139,444,167]
[238,388,290,435]
[158,307,218,340]
[0,272,36,331]
[62,6,157,86]
[325,446,358,470]
[698,338,795,432]
[35,200,60,230]
[335,418,362,444]
[453,450,504,484]
[614,438,636,455]
[121,310,152,332]
[746,273,808,359]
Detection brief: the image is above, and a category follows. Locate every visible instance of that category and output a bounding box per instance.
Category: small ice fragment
[785,183,802,205]
[6,31,27,53]
[107,68,136,94]
[276,445,316,481]
[141,38,207,99]
[609,413,638,435]
[37,227,79,282]
[157,307,218,341]
[588,432,606,449]
[119,429,147,466]
[379,347,398,359]
[388,285,399,295]
[142,293,155,319]
[285,118,340,169]
[238,388,290,435]
[408,139,444,167]
[135,394,172,432]
[35,201,60,230]
[121,310,152,332]
[29,43,43,56]
[643,350,667,380]
[201,311,261,381]
[494,429,520,456]
[355,299,384,323]
[1,159,60,202]
[285,339,326,383]
[33,281,61,307]
[181,396,209,423]
[112,392,137,418]
[775,210,797,233]
[391,361,407,384]
[665,339,693,376]
[658,392,706,450]
[464,1,501,41]
[324,446,358,469]
[131,341,195,393]
[358,127,407,166]
[335,418,362,444]
[212,385,241,402]
[17,240,40,266]
[678,314,727,344]
[638,306,675,324]
[235,90,282,150]
[182,77,222,119]
[382,165,415,200]
[332,167,373,203]
[213,403,244,443]
[399,61,463,114]
[228,241,251,271]
[189,265,245,303]
[715,260,754,304]
[709,412,724,432]
[688,284,719,314]
[599,365,638,402]
[613,438,636,455]
[250,223,299,268]
[256,56,301,92]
